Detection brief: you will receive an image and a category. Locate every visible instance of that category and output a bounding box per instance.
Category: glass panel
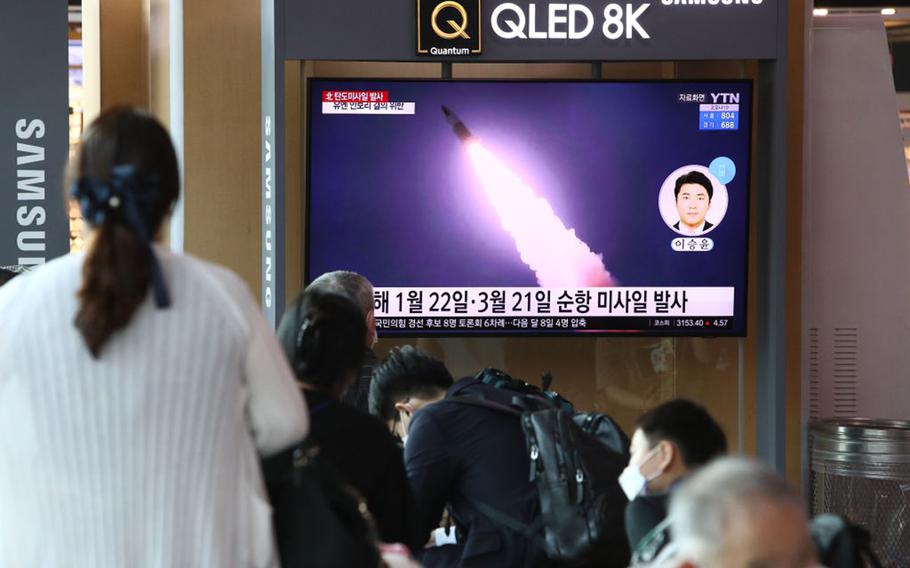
[375,336,741,447]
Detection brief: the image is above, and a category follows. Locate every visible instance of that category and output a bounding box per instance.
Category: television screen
[307,79,752,336]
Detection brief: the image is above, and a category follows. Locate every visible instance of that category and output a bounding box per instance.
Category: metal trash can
[810,419,910,567]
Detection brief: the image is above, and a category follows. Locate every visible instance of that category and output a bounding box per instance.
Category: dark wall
[893,42,910,92]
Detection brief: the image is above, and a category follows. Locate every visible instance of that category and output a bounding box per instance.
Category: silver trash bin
[809,419,910,567]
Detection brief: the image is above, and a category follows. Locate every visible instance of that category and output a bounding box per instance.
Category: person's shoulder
[327,400,400,443]
[628,493,670,519]
[163,248,256,328]
[166,248,249,294]
[0,254,83,304]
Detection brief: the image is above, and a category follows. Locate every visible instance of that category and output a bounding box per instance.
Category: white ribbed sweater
[0,248,308,568]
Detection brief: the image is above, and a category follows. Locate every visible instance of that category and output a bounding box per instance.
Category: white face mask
[618,446,662,501]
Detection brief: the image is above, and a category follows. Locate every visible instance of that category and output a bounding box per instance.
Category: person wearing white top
[0,108,308,568]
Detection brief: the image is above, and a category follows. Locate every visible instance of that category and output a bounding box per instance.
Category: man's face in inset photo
[676,182,711,230]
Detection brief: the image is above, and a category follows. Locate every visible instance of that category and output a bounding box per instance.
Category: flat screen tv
[307,79,752,336]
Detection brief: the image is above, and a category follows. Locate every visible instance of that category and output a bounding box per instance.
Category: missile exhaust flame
[464,140,615,287]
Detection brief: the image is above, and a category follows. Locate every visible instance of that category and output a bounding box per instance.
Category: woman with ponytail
[0,108,307,567]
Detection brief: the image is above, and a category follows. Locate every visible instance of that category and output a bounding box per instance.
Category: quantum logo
[432,1,471,39]
[418,0,482,56]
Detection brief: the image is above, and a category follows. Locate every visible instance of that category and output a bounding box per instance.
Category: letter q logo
[417,0,481,55]
[432,1,471,39]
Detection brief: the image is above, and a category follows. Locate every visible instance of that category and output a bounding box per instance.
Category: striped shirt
[0,247,308,568]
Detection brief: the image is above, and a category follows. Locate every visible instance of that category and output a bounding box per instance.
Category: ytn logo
[418,0,482,55]
[711,93,741,104]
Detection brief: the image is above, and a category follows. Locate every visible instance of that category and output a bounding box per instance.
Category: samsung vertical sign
[0,1,69,268]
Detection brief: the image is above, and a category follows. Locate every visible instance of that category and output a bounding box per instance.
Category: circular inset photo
[658,165,729,236]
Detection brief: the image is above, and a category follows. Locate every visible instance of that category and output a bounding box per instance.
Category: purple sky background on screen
[307,81,751,323]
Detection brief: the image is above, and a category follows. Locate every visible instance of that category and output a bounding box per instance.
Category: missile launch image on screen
[441,105,616,288]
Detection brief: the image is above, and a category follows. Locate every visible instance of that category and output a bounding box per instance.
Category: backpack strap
[444,396,545,540]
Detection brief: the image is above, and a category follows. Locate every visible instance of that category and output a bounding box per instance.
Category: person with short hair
[621,399,727,562]
[371,346,550,567]
[672,171,714,234]
[0,108,307,567]
[276,290,419,549]
[306,270,378,412]
[668,457,818,568]
[369,345,455,439]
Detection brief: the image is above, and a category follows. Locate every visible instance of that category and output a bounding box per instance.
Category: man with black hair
[276,290,419,550]
[672,171,715,234]
[306,270,378,413]
[619,398,727,563]
[371,347,550,567]
[369,345,454,440]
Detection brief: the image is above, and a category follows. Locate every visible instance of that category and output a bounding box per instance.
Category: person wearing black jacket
[276,290,420,550]
[371,346,550,567]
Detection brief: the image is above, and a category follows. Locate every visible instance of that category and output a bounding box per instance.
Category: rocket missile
[442,105,473,142]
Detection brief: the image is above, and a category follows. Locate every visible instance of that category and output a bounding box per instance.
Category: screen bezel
[304,78,754,338]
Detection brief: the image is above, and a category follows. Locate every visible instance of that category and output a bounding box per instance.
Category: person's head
[306,271,376,348]
[70,107,180,358]
[277,289,367,398]
[674,171,713,230]
[670,457,817,568]
[0,268,17,287]
[621,399,727,499]
[369,346,453,438]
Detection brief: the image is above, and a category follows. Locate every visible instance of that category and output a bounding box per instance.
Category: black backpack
[261,437,382,568]
[449,369,632,567]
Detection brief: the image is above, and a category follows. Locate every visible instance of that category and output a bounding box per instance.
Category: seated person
[621,399,727,562]
[370,346,550,567]
[668,457,818,568]
[277,290,420,549]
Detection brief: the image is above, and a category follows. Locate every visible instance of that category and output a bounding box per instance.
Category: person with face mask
[620,399,727,564]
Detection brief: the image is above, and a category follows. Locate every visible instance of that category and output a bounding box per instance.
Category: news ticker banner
[0,1,69,268]
[373,286,736,333]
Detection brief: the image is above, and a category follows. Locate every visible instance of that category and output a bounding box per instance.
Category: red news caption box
[322,90,390,103]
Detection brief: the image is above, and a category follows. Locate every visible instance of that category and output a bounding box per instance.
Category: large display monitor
[307,79,752,336]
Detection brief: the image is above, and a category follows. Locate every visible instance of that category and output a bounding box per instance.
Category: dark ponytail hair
[276,290,366,391]
[71,108,179,358]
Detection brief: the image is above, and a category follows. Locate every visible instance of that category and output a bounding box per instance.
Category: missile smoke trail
[464,140,615,287]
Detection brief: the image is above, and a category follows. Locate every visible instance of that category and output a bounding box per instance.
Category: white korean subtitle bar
[373,287,735,318]
[322,102,416,115]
